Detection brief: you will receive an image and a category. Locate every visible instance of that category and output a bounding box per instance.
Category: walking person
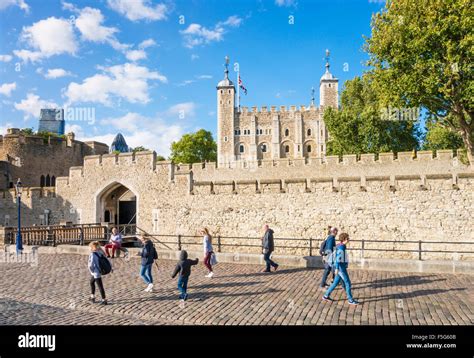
[320,226,337,288]
[262,224,279,273]
[202,228,214,278]
[138,235,157,292]
[88,241,110,305]
[104,227,122,259]
[322,233,359,305]
[171,250,199,301]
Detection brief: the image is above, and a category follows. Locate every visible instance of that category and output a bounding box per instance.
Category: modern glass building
[38,109,65,135]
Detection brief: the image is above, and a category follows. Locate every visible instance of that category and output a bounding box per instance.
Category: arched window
[239,144,245,153]
[261,144,267,153]
[285,145,290,153]
[285,129,289,137]
[51,176,56,187]
[307,128,311,136]
[40,175,45,187]
[307,145,312,153]
[45,174,51,187]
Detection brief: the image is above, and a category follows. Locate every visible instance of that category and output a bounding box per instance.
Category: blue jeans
[324,267,354,301]
[320,263,335,286]
[140,264,153,285]
[263,251,278,272]
[177,276,189,299]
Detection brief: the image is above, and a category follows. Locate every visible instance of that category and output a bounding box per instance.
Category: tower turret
[319,49,339,109]
[217,56,236,167]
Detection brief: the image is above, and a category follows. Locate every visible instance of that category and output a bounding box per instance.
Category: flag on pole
[238,75,248,95]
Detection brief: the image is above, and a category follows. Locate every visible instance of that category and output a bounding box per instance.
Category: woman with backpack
[88,241,109,305]
[202,228,215,278]
[138,235,157,292]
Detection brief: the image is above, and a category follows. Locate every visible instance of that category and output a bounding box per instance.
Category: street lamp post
[15,178,23,255]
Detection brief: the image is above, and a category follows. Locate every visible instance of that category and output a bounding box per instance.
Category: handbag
[210,252,218,266]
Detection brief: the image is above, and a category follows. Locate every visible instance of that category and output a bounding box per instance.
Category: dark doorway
[119,201,136,225]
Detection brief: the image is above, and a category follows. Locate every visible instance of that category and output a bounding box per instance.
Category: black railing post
[361,239,365,259]
[418,240,422,261]
[218,235,221,253]
[309,237,313,256]
[178,234,182,251]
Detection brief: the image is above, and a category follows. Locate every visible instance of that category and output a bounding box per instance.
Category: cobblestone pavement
[0,254,473,325]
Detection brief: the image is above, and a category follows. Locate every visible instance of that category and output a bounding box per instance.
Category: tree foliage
[170,129,217,164]
[324,75,420,156]
[366,0,473,162]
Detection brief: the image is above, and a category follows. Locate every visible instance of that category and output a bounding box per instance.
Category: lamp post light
[15,178,23,255]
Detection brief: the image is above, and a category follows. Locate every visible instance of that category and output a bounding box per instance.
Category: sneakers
[205,272,214,278]
[348,300,360,305]
[99,299,107,305]
[144,283,154,292]
[273,264,279,272]
[322,296,333,302]
[89,295,95,303]
[319,283,330,288]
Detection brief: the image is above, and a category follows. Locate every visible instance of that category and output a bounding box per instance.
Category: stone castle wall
[0,130,109,188]
[0,149,473,261]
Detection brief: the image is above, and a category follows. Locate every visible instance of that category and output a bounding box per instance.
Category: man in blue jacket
[262,224,279,273]
[322,232,359,305]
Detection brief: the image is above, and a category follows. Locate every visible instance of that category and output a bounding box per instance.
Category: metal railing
[4,225,474,261]
[133,234,474,261]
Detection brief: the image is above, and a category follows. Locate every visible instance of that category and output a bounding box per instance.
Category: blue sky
[0,0,386,155]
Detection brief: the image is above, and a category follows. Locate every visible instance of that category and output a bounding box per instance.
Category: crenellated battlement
[237,104,320,116]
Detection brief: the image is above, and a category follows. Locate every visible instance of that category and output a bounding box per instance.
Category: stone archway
[95,182,138,230]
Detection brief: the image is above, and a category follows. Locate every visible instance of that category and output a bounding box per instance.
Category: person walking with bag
[138,235,157,292]
[262,224,279,273]
[322,233,359,305]
[202,228,215,278]
[320,226,337,288]
[88,241,111,305]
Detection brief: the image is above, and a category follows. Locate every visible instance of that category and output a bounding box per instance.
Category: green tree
[324,75,420,156]
[366,0,473,163]
[422,116,464,151]
[170,129,217,164]
[132,146,149,152]
[20,128,35,135]
[156,155,166,161]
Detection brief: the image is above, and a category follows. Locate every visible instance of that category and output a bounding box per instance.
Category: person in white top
[202,228,214,278]
[105,227,122,258]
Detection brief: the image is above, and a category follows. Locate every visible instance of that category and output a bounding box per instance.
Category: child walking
[202,228,214,278]
[88,241,109,305]
[322,233,359,305]
[171,250,199,301]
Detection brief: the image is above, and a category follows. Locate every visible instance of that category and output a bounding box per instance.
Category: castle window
[285,145,290,153]
[51,176,56,187]
[307,128,312,136]
[45,174,51,187]
[321,145,324,153]
[298,145,300,152]
[328,84,331,88]
[239,144,245,153]
[224,136,228,142]
[285,129,289,137]
[221,90,223,94]
[40,175,45,187]
[4,215,10,227]
[307,145,312,153]
[261,144,267,153]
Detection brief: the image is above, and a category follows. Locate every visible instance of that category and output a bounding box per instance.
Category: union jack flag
[238,75,248,95]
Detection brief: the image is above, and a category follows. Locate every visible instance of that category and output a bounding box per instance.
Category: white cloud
[125,49,147,61]
[0,122,14,135]
[196,75,213,79]
[0,82,16,96]
[64,63,167,106]
[107,0,167,22]
[0,54,13,62]
[43,68,73,79]
[275,0,297,7]
[100,112,143,132]
[176,80,195,87]
[14,93,58,120]
[74,7,129,51]
[180,16,243,48]
[191,54,199,61]
[0,0,29,12]
[138,38,156,49]
[166,102,196,119]
[14,17,77,62]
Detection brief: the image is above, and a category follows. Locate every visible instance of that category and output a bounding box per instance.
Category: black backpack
[319,238,327,256]
[152,244,158,260]
[94,252,112,275]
